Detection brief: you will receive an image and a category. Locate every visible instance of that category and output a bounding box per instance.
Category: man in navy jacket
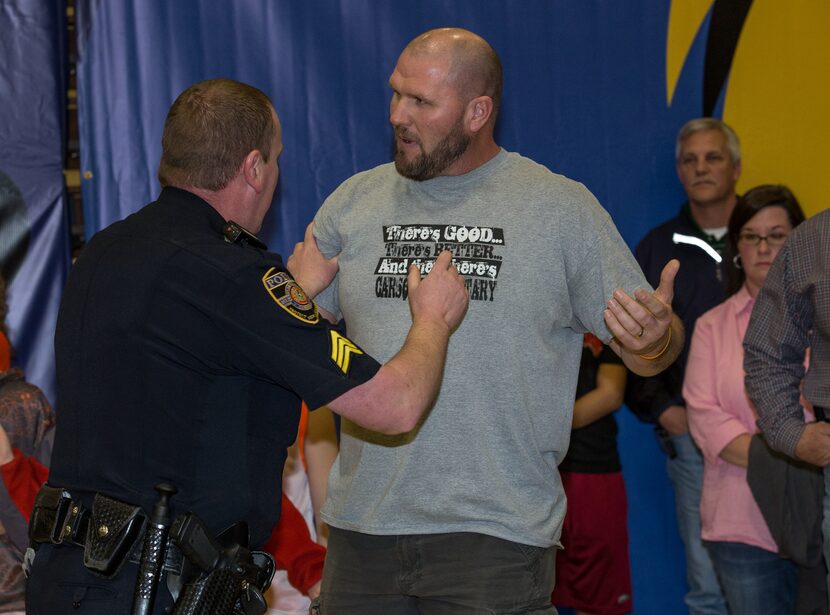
[627,118,741,615]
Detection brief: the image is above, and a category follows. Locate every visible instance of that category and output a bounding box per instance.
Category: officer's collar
[159,186,231,238]
[222,220,268,250]
[159,187,269,250]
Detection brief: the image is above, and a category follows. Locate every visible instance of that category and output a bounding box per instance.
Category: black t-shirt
[559,335,623,474]
[49,187,380,546]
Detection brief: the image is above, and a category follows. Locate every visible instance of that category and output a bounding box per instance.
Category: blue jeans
[320,528,557,614]
[666,432,728,615]
[705,540,796,614]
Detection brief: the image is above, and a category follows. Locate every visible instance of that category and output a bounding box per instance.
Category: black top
[559,335,623,474]
[626,203,727,424]
[49,187,380,546]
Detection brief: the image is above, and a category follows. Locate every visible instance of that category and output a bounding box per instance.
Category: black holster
[173,567,239,615]
[169,514,274,615]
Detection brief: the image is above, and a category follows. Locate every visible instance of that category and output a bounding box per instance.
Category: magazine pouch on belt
[83,493,147,577]
[29,484,73,544]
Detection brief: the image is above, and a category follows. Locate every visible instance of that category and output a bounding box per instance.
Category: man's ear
[242,149,265,193]
[466,96,494,133]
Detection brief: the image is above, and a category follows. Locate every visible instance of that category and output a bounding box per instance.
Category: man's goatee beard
[394,124,470,181]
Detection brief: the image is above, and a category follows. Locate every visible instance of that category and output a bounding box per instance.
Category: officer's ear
[242,149,266,193]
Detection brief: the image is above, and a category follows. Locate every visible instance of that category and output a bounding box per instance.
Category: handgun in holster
[168,512,275,615]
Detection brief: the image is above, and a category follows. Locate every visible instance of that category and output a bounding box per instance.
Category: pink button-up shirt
[684,286,777,552]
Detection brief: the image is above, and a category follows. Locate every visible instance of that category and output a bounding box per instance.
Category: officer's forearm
[327,318,450,435]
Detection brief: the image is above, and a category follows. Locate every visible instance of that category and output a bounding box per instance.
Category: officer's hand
[287,222,339,299]
[407,251,469,332]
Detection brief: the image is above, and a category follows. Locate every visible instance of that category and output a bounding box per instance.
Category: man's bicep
[311,203,343,317]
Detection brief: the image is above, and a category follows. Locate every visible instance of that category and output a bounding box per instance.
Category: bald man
[301,29,683,613]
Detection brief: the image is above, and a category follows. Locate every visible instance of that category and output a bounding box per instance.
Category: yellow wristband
[638,326,672,361]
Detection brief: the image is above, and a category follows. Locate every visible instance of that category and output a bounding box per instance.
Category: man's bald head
[402,28,502,116]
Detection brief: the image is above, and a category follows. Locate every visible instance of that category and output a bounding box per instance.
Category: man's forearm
[745,342,808,456]
[326,250,467,435]
[572,364,626,429]
[756,406,808,458]
[719,433,751,468]
[572,388,618,429]
[327,317,450,435]
[657,404,689,435]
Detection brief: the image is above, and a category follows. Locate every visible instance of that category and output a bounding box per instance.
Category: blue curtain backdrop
[0,0,71,405]
[73,1,722,611]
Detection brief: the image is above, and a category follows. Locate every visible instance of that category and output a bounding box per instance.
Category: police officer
[25,79,468,613]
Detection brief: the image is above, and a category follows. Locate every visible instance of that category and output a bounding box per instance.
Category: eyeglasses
[737,231,790,246]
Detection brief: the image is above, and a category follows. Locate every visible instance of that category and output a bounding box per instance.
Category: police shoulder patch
[329,330,364,374]
[262,267,319,324]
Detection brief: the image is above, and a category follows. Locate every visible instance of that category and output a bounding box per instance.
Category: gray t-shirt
[313,149,648,547]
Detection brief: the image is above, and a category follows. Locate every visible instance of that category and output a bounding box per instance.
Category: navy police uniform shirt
[49,187,380,546]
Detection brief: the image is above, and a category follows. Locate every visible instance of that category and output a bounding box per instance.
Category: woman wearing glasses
[683,185,806,614]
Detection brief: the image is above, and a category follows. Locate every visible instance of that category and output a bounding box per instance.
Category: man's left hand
[287,222,339,299]
[605,259,679,354]
[795,422,830,467]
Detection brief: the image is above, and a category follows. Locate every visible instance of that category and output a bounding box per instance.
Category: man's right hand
[407,251,469,332]
[795,422,830,467]
[659,405,689,436]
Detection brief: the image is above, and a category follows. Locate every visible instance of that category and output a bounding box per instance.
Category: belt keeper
[63,500,86,543]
